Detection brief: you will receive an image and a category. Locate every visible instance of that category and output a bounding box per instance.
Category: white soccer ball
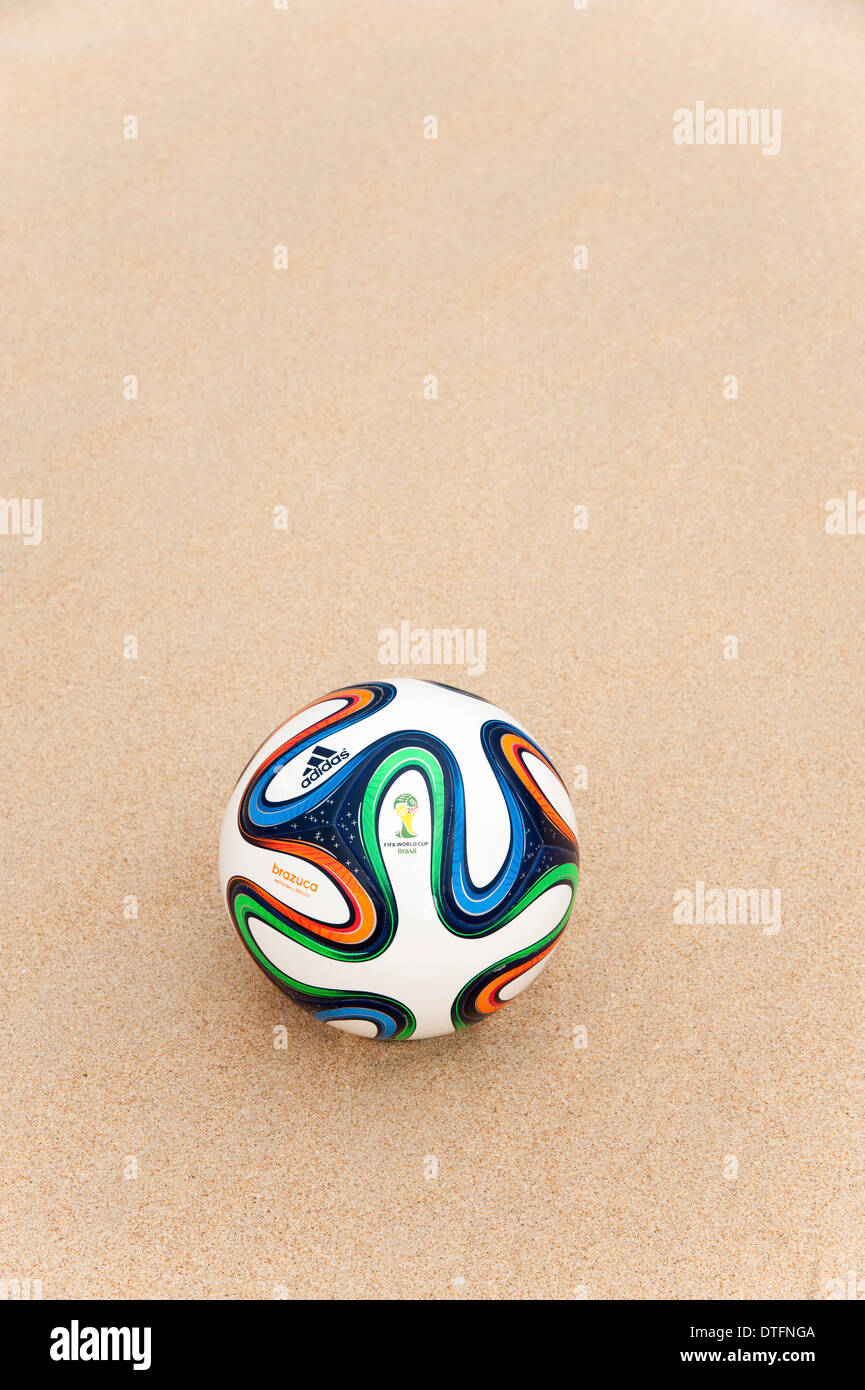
[219,678,579,1040]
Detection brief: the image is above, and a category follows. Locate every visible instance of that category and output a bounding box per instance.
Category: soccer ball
[219,678,579,1041]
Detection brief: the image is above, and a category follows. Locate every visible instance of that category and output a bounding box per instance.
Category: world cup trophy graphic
[393,792,418,838]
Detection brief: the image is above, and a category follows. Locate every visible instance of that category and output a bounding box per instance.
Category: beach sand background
[2,0,863,1299]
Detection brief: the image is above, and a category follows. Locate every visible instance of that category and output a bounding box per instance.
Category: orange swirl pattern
[246,686,378,792]
[499,731,577,843]
[473,939,559,1015]
[250,840,378,946]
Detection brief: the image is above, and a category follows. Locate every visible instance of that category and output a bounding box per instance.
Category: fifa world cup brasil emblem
[393,792,418,838]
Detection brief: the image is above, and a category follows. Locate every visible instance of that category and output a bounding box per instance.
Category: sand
[1,0,863,1299]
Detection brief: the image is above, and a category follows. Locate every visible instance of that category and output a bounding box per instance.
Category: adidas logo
[300,743,350,788]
